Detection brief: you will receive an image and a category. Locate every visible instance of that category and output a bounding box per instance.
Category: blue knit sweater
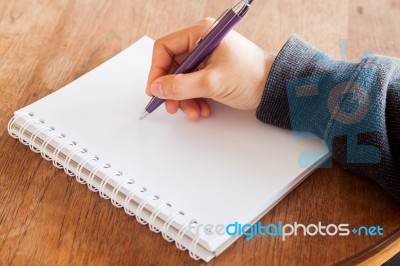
[256,35,400,201]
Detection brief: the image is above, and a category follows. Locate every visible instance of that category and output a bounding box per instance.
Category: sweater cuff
[256,34,325,136]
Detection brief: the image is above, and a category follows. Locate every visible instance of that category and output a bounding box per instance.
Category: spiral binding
[136,194,159,225]
[7,112,204,260]
[124,186,147,216]
[76,155,98,184]
[99,170,122,199]
[149,202,172,233]
[162,211,184,242]
[87,162,110,192]
[30,124,54,153]
[65,147,88,176]
[53,140,77,169]
[111,178,135,208]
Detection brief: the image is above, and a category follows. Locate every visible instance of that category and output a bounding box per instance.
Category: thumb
[150,71,212,101]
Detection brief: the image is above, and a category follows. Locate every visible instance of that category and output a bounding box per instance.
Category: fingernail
[150,82,163,97]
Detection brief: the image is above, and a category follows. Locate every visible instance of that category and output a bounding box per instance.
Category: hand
[146,18,275,121]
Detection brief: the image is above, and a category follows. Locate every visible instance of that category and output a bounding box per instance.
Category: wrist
[254,53,276,109]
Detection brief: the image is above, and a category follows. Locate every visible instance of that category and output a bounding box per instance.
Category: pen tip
[139,111,150,120]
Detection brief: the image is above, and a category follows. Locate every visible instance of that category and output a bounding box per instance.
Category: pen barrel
[145,96,165,113]
[174,10,242,74]
[145,10,242,114]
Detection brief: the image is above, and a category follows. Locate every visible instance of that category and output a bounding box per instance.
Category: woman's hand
[146,18,275,121]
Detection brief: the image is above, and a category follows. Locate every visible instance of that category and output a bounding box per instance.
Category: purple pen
[140,0,254,120]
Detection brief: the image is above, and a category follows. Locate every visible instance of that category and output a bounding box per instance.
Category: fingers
[146,18,215,96]
[164,99,211,121]
[150,70,217,101]
[197,98,211,117]
[180,100,201,121]
[165,100,179,114]
[145,18,215,121]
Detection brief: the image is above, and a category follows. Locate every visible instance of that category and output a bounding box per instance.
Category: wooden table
[1,0,399,265]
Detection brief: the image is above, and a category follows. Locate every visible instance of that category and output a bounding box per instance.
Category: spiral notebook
[7,36,329,261]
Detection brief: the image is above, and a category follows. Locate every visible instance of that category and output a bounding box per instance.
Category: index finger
[145,18,215,96]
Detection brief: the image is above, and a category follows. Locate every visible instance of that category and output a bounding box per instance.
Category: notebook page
[16,36,329,251]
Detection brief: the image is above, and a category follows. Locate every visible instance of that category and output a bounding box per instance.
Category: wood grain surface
[1,0,399,265]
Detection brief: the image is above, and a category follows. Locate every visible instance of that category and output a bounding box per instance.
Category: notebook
[7,36,330,261]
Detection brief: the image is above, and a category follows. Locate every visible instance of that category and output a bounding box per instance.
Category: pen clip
[195,8,230,46]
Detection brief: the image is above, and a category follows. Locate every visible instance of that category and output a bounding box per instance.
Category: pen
[140,0,254,120]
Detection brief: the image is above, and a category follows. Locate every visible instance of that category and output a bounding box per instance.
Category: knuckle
[201,74,212,91]
[153,39,162,51]
[169,75,182,98]
[202,70,220,97]
[153,38,167,53]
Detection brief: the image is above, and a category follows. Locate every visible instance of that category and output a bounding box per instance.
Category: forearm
[257,35,400,201]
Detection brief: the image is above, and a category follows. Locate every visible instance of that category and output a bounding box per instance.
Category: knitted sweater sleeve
[256,35,400,201]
